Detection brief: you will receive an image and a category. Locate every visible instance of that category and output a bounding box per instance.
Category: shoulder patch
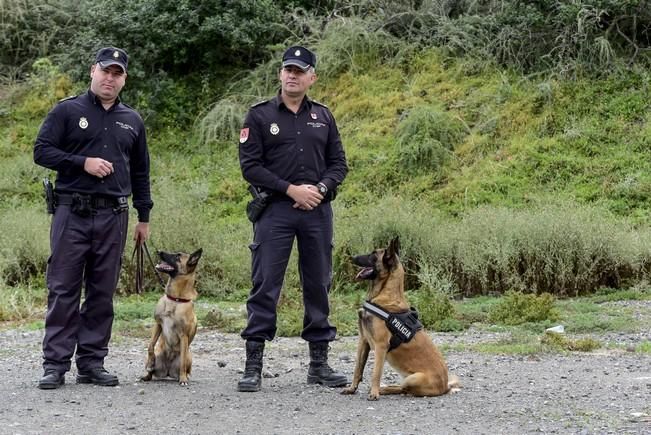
[251,99,270,108]
[57,95,78,104]
[311,99,329,109]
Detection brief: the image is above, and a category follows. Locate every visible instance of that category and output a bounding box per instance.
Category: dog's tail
[447,374,461,393]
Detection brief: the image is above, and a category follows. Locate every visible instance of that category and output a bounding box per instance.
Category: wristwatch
[317,182,328,196]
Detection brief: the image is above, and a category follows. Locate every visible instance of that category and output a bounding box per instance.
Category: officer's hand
[134,222,150,245]
[287,184,323,210]
[84,157,114,178]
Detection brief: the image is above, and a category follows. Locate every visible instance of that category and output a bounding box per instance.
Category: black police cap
[282,46,316,71]
[95,47,128,73]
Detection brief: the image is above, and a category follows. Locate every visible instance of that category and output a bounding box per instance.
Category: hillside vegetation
[2,1,651,326]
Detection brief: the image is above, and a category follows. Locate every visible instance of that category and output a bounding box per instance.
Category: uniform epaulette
[310,99,329,109]
[251,99,270,108]
[57,95,77,103]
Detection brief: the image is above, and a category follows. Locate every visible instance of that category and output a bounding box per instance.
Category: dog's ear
[188,248,203,267]
[389,237,400,257]
[383,237,400,270]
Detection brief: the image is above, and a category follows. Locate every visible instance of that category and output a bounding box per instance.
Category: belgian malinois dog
[141,249,202,386]
[342,237,459,400]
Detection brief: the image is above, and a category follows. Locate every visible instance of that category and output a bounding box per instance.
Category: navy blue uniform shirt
[34,90,153,222]
[239,94,347,196]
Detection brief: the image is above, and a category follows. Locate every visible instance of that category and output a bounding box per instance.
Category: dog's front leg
[141,323,162,381]
[368,343,389,401]
[179,333,190,386]
[341,337,370,395]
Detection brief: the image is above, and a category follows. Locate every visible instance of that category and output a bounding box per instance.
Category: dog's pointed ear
[389,237,400,257]
[188,248,203,267]
[383,237,400,270]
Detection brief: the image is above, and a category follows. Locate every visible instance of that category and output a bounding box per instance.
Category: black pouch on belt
[71,193,93,217]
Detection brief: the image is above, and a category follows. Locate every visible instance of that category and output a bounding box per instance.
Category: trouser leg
[75,209,128,370]
[42,206,88,373]
[241,202,295,341]
[297,202,336,342]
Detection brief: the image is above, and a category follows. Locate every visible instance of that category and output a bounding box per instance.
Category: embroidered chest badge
[270,123,280,135]
[239,127,249,143]
[310,112,317,119]
[79,117,89,129]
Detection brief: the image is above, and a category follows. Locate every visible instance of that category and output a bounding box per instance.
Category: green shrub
[396,105,466,173]
[541,331,601,352]
[489,291,559,325]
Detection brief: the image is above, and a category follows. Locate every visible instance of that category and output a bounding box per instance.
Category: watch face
[319,185,327,194]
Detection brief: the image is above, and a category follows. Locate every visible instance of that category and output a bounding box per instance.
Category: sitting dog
[141,249,202,386]
[341,237,459,400]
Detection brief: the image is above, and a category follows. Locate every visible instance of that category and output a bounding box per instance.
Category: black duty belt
[55,193,124,209]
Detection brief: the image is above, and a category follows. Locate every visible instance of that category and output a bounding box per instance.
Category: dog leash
[131,241,166,293]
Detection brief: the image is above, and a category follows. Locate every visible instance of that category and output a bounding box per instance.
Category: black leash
[131,241,166,293]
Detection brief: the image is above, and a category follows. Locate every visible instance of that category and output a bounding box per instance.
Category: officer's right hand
[287,184,323,210]
[84,157,114,178]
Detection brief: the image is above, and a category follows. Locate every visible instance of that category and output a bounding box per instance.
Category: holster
[246,186,271,223]
[43,178,55,214]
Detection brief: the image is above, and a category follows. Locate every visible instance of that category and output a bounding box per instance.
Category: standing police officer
[237,45,348,392]
[34,47,153,389]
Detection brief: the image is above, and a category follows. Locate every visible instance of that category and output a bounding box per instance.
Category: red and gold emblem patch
[239,127,249,143]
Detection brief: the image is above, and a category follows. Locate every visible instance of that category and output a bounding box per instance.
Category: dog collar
[166,294,192,303]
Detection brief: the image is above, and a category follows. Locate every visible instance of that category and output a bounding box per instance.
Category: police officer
[237,45,348,392]
[33,47,153,389]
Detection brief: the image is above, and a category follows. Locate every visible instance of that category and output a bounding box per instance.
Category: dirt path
[1,327,649,434]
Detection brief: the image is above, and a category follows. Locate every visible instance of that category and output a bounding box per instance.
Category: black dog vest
[362,301,423,351]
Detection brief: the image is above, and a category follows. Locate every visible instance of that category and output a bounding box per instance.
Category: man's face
[90,64,126,103]
[279,65,316,98]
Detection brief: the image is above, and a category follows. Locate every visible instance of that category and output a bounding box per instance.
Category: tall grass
[335,196,651,297]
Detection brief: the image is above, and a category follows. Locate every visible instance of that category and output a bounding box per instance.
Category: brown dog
[141,249,202,386]
[341,237,458,400]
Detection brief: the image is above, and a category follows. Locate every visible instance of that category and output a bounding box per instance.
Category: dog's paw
[179,380,189,386]
[140,375,152,382]
[340,386,357,395]
[367,391,380,401]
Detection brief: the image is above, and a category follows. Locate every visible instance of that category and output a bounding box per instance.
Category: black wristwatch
[317,182,328,196]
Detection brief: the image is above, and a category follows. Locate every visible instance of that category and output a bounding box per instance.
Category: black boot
[237,340,264,392]
[307,341,348,387]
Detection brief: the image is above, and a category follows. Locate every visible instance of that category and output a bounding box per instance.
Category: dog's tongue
[355,267,374,280]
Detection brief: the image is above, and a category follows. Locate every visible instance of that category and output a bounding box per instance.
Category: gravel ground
[1,310,650,435]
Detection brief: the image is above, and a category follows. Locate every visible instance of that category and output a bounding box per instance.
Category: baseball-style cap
[282,46,316,72]
[95,47,128,73]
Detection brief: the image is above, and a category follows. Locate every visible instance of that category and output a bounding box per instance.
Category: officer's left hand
[288,184,323,211]
[134,222,150,245]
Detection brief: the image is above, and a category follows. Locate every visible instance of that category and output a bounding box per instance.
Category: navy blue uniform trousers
[242,200,336,342]
[43,205,127,373]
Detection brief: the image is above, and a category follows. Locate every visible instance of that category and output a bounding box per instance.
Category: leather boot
[307,341,348,387]
[237,340,264,392]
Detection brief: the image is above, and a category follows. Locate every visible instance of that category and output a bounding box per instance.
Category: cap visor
[98,61,126,72]
[282,60,310,71]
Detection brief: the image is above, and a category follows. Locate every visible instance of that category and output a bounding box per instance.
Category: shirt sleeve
[238,109,290,194]
[130,119,153,222]
[319,110,348,192]
[33,103,87,172]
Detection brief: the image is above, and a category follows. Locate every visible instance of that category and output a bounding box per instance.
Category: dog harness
[362,301,423,351]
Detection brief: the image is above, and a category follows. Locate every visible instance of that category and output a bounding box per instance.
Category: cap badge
[310,112,317,119]
[79,117,88,129]
[239,127,249,144]
[294,50,301,56]
[270,123,280,135]
[113,51,120,58]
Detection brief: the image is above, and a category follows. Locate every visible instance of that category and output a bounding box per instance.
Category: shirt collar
[274,91,312,113]
[87,89,121,109]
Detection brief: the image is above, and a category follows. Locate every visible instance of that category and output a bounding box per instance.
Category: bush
[396,105,466,173]
[489,291,559,325]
